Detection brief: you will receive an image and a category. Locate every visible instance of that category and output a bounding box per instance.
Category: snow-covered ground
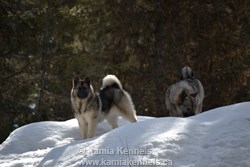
[1,102,250,167]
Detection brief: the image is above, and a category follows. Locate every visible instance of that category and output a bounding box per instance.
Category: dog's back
[99,75,122,113]
[101,75,137,122]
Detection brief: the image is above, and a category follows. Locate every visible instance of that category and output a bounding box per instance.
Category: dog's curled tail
[181,66,194,79]
[102,74,122,89]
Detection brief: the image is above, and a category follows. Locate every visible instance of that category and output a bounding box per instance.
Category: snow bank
[1,102,250,167]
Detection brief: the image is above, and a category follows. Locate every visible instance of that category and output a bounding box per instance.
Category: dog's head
[71,76,93,99]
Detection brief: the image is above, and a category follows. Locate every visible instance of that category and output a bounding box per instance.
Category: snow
[1,102,250,167]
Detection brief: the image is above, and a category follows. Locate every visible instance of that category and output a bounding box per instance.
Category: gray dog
[71,75,137,139]
[165,66,204,117]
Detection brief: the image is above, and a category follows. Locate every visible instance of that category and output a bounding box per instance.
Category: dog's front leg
[81,123,88,139]
[87,119,98,138]
[76,115,88,139]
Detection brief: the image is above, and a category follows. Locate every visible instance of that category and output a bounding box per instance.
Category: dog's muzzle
[77,87,89,99]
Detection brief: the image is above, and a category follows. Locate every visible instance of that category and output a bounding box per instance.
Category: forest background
[1,0,249,143]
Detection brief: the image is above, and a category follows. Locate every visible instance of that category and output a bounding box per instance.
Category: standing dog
[71,75,137,139]
[165,66,204,117]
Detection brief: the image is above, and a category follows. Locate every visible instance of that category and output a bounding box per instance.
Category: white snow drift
[1,102,250,167]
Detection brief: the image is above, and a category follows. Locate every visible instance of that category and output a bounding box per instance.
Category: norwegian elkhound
[71,75,137,139]
[165,66,205,117]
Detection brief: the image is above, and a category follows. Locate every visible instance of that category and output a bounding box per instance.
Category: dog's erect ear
[73,76,79,86]
[85,76,91,85]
